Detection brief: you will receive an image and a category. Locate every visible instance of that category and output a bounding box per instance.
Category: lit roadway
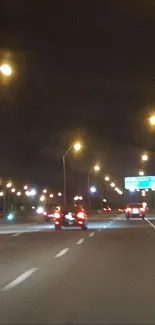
[0,212,155,324]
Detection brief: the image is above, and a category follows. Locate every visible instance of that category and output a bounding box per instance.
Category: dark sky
[1,1,155,200]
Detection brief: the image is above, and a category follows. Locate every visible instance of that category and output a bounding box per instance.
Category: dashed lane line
[1,268,38,291]
[54,248,69,258]
[76,238,84,245]
[145,217,155,230]
[12,233,22,237]
[89,232,95,237]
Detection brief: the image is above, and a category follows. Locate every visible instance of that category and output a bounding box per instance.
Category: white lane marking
[12,233,22,237]
[54,248,69,258]
[1,268,38,291]
[89,232,94,237]
[76,238,84,245]
[145,218,155,229]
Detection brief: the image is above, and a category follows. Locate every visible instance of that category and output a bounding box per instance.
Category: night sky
[1,1,155,201]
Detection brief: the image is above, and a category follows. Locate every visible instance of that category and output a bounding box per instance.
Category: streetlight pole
[87,174,91,211]
[87,164,100,212]
[63,154,67,207]
[62,143,81,208]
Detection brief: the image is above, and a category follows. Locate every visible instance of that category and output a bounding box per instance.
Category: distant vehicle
[118,208,124,212]
[53,205,88,230]
[125,203,146,220]
[103,206,112,212]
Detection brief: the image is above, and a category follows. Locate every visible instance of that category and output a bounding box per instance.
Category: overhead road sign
[125,176,155,190]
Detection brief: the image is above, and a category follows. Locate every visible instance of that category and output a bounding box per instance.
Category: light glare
[94,165,100,172]
[6,182,12,188]
[74,142,81,151]
[0,64,12,76]
[139,170,144,176]
[141,154,148,161]
[150,115,155,125]
[90,186,96,193]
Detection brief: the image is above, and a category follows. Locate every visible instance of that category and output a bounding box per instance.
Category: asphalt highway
[1,212,155,324]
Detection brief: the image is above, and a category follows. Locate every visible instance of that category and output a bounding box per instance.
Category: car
[103,206,112,212]
[125,203,146,220]
[53,205,88,230]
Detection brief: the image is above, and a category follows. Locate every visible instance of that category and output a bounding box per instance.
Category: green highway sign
[125,176,155,189]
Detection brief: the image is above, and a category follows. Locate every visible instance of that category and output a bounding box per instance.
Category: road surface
[0,212,155,324]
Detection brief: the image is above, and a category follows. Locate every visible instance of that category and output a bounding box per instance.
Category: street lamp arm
[63,145,73,158]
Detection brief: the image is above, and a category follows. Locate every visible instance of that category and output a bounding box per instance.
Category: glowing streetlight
[49,193,54,198]
[58,192,62,197]
[90,186,96,193]
[110,183,115,187]
[24,185,28,190]
[6,182,12,188]
[94,164,100,172]
[40,195,45,202]
[63,141,82,207]
[105,176,110,181]
[73,142,81,151]
[141,154,148,161]
[139,170,144,176]
[0,192,4,196]
[74,196,79,201]
[11,188,16,193]
[103,199,107,202]
[0,64,12,76]
[30,189,36,196]
[25,190,30,196]
[88,163,101,211]
[129,188,135,192]
[43,189,47,194]
[36,206,44,214]
[149,115,155,125]
[17,191,21,196]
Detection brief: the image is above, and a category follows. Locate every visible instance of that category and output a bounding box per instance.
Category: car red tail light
[126,208,131,212]
[54,212,60,219]
[77,212,85,219]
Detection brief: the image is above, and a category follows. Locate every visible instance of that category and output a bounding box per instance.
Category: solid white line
[1,268,38,291]
[89,232,95,237]
[145,217,155,229]
[54,248,69,258]
[76,238,84,245]
[12,233,22,237]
